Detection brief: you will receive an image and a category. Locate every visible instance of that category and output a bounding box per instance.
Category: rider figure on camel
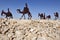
[7,8,13,18]
[23,3,29,13]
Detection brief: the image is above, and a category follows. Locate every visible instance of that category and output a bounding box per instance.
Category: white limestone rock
[0,18,60,40]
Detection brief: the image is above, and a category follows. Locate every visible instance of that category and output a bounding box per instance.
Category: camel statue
[38,13,45,19]
[17,3,32,19]
[1,8,13,18]
[54,12,59,20]
[46,15,51,19]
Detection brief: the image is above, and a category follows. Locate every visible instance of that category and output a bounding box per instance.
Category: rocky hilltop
[0,18,60,40]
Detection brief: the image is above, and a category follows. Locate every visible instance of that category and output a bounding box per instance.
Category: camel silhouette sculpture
[46,15,51,19]
[1,8,13,18]
[17,3,32,19]
[38,13,45,19]
[38,13,51,19]
[54,12,59,20]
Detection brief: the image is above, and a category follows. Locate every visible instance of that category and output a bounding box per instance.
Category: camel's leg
[29,12,32,19]
[29,16,31,19]
[24,14,26,19]
[20,14,24,19]
[5,16,9,19]
[28,14,31,19]
[28,15,31,19]
[5,16,8,18]
[10,16,13,19]
[30,17,32,19]
[28,16,29,19]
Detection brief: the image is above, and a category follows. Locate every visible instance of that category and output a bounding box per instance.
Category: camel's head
[1,10,5,16]
[17,9,21,13]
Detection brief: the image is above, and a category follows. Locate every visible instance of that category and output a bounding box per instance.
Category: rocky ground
[0,18,60,40]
